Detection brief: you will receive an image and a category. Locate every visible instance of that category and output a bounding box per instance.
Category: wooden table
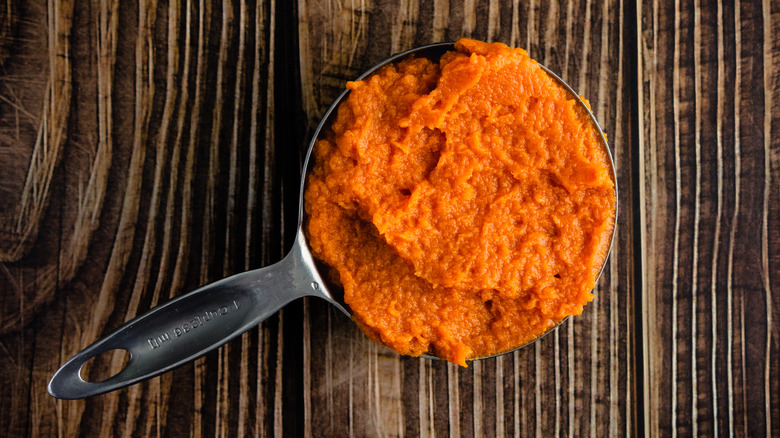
[1,0,777,436]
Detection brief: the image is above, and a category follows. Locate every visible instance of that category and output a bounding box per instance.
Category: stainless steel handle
[48,233,336,399]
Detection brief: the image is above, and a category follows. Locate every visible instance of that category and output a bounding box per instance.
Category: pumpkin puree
[305,39,615,366]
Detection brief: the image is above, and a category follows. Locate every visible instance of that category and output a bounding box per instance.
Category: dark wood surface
[0,0,776,436]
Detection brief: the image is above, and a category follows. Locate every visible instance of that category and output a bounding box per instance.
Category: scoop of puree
[304,39,615,366]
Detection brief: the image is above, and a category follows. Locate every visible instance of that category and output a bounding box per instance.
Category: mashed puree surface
[304,39,616,366]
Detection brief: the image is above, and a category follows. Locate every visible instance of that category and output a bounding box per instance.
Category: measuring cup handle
[48,252,310,400]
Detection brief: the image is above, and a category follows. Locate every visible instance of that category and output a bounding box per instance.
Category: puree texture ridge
[304,39,616,366]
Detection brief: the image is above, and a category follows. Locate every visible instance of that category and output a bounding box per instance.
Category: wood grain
[0,0,777,436]
[1,0,281,435]
[639,0,780,435]
[297,0,637,436]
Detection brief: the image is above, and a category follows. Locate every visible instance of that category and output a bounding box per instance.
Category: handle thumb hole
[79,348,131,383]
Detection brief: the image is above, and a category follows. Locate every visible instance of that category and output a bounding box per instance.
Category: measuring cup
[48,42,617,399]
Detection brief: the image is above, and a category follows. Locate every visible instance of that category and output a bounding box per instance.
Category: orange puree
[304,39,615,366]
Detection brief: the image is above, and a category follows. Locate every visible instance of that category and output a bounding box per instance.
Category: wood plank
[0,0,281,435]
[639,0,780,435]
[296,0,638,435]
